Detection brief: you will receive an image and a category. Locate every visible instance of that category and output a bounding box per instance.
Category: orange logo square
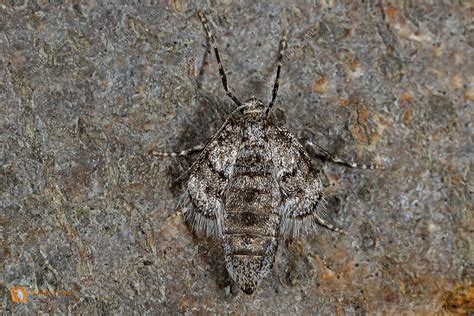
[10,287,29,303]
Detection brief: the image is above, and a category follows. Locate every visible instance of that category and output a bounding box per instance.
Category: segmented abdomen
[222,141,280,294]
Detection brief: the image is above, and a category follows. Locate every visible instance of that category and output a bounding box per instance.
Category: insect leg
[197,10,241,107]
[312,212,347,235]
[306,141,383,170]
[151,144,205,158]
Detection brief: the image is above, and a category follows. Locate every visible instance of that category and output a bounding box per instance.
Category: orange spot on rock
[339,98,350,107]
[357,107,370,123]
[385,5,400,22]
[442,284,474,315]
[313,74,329,93]
[403,108,414,123]
[351,124,368,145]
[400,90,413,106]
[321,266,337,282]
[315,255,338,283]
[172,0,184,12]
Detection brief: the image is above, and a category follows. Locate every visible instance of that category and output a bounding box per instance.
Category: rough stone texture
[1,1,472,314]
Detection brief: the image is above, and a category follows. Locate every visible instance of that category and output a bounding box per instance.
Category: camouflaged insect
[182,102,336,294]
[166,11,380,295]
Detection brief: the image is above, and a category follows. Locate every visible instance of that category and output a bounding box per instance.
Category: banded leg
[306,141,383,170]
[312,211,347,235]
[266,31,288,115]
[197,10,242,107]
[152,144,205,158]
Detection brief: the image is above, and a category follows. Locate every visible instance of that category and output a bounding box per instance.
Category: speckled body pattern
[174,10,359,295]
[183,100,333,294]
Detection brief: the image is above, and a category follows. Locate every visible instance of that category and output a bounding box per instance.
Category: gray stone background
[1,0,473,314]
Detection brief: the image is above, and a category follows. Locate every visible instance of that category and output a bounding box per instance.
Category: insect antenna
[266,31,287,116]
[197,10,242,107]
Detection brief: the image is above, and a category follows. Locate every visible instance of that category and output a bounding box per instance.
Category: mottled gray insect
[160,11,380,295]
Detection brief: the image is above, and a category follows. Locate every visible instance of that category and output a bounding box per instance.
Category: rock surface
[1,1,472,314]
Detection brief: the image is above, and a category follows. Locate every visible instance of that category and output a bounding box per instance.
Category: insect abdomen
[222,139,280,294]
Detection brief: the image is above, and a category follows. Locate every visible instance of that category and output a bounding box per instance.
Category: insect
[160,11,381,295]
